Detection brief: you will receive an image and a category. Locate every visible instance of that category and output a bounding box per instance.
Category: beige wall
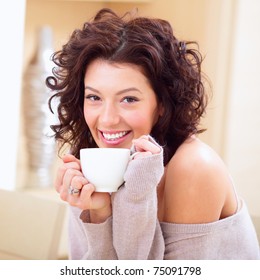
[224,0,260,216]
[19,0,260,217]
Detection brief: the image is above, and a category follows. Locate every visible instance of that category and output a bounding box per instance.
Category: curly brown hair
[47,8,208,165]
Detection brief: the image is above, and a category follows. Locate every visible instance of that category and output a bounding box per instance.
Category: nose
[99,102,120,127]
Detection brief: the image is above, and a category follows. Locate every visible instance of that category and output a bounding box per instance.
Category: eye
[85,94,101,102]
[122,96,139,103]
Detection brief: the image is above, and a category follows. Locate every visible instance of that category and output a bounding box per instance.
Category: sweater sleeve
[68,137,165,260]
[111,144,165,259]
[68,206,117,259]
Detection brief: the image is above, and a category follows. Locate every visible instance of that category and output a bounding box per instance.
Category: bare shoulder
[162,136,237,224]
[169,136,227,174]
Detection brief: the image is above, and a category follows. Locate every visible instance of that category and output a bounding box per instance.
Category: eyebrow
[84,86,142,95]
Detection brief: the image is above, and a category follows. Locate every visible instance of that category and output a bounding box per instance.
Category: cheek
[83,108,94,128]
[127,112,155,133]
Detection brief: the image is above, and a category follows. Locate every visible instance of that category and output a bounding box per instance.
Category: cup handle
[130,151,141,160]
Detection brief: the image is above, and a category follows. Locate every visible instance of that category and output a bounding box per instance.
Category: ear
[158,103,165,117]
[153,103,164,126]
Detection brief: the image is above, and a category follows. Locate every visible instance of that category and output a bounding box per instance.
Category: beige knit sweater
[68,148,260,260]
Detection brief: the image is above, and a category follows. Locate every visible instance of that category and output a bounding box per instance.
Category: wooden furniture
[0,189,67,259]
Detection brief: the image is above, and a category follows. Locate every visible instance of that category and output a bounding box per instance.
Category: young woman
[47,8,260,259]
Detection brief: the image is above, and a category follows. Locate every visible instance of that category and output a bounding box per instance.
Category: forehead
[84,59,151,86]
[85,59,146,77]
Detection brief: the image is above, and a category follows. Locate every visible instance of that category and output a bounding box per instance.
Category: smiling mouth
[101,131,130,141]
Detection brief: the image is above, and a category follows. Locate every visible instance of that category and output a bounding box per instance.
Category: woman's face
[83,59,162,149]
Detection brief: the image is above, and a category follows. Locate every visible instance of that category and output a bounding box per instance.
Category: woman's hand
[131,135,161,160]
[55,154,111,223]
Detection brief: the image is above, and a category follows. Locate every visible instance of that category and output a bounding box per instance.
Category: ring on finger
[68,186,80,195]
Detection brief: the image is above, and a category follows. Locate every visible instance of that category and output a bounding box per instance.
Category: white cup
[80,148,131,192]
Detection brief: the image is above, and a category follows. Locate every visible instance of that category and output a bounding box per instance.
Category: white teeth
[102,131,128,141]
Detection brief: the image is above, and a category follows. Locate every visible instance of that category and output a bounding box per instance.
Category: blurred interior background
[0,0,259,259]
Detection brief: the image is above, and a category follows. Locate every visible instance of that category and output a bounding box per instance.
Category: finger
[133,137,160,154]
[55,160,81,192]
[59,169,83,200]
[66,184,92,207]
[60,183,82,202]
[62,154,81,165]
[80,184,111,210]
[68,186,81,196]
[76,183,96,209]
[132,151,152,160]
[71,175,89,191]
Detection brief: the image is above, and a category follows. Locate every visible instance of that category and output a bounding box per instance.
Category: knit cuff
[123,136,164,199]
